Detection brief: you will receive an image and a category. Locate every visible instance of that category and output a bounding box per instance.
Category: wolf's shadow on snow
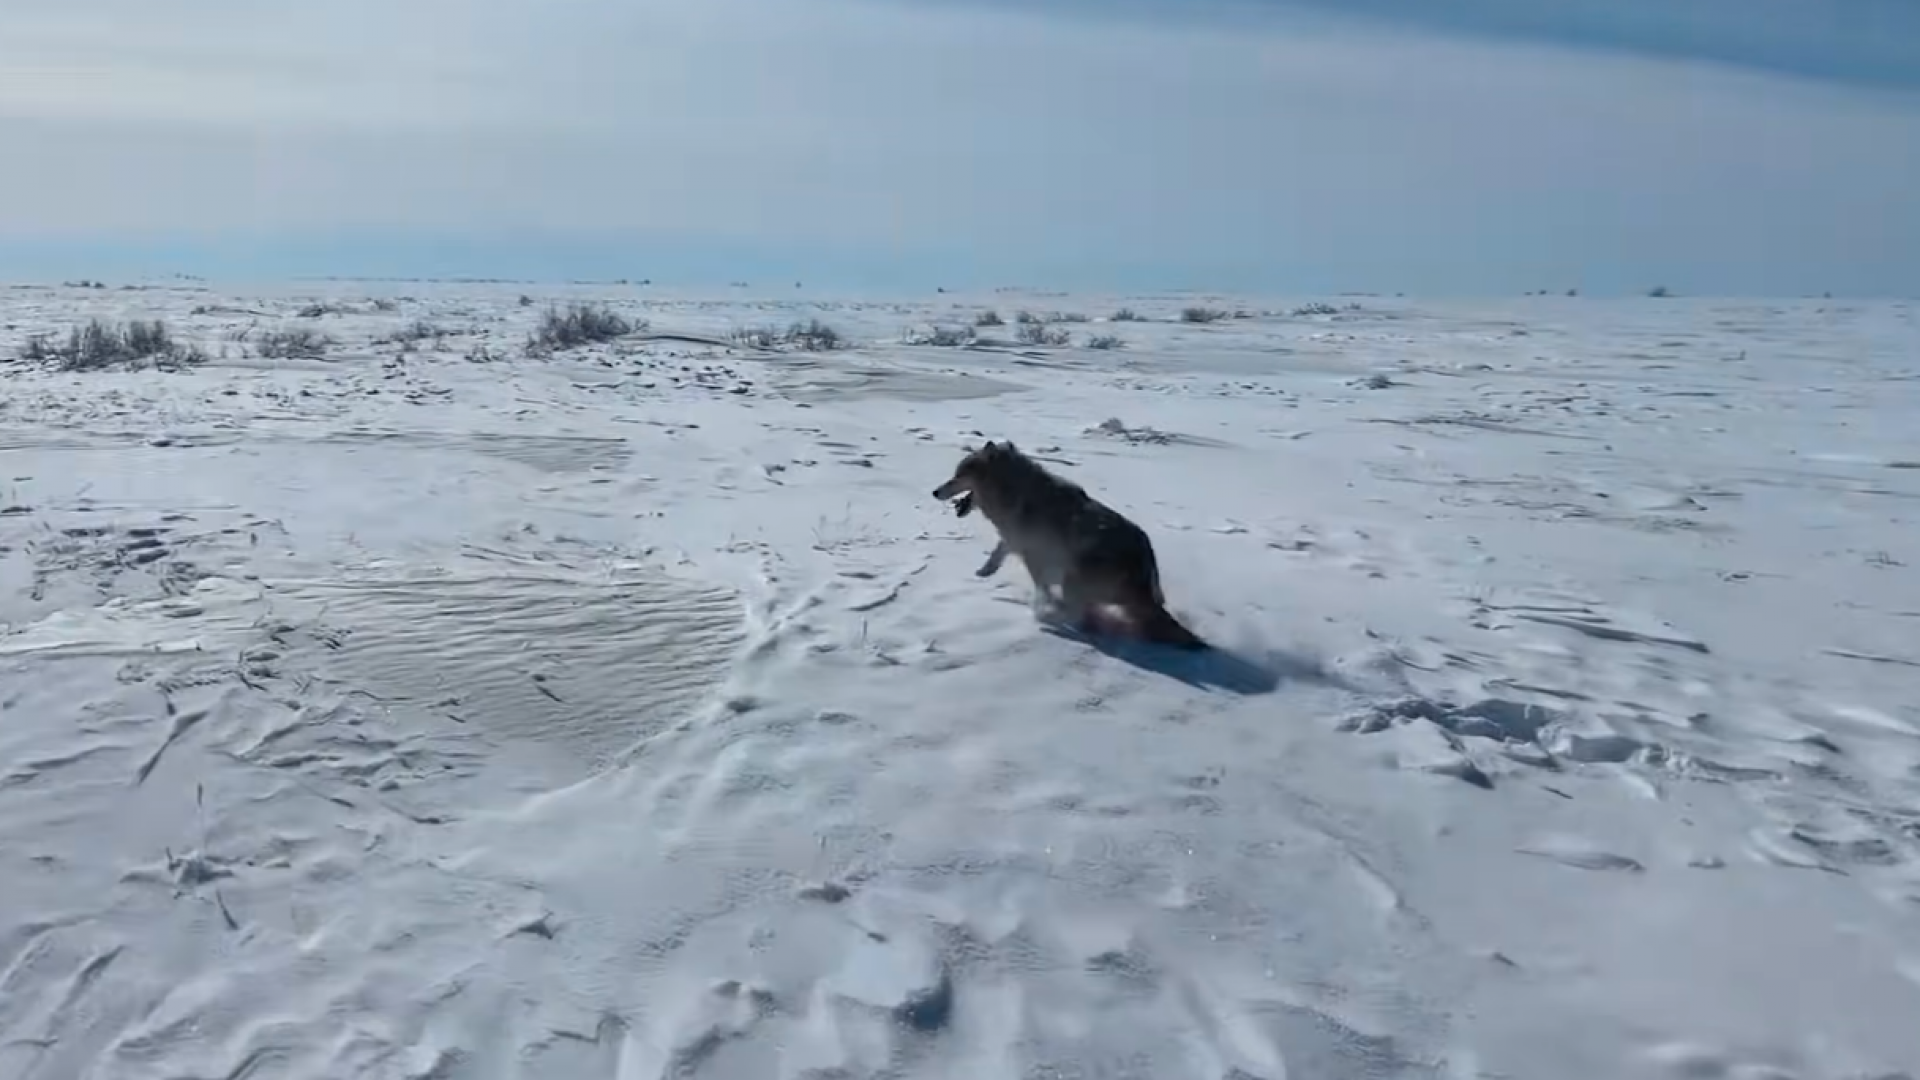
[1040,623,1328,696]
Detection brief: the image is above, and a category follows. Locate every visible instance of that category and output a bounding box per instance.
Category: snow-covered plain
[1,282,1917,1080]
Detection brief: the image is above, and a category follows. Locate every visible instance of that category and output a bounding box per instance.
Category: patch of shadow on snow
[1041,623,1332,696]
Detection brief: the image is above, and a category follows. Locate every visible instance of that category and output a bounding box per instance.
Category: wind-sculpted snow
[1,283,1917,1079]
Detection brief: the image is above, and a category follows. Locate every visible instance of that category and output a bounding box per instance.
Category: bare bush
[1111,308,1145,322]
[974,310,1004,327]
[527,304,643,354]
[296,302,345,318]
[371,298,399,312]
[255,327,335,360]
[1647,285,1672,298]
[1016,322,1072,347]
[1291,302,1340,317]
[1017,310,1086,325]
[15,318,208,371]
[1180,306,1228,324]
[906,325,976,347]
[1085,334,1125,350]
[730,319,848,352]
[124,319,173,357]
[730,325,784,349]
[784,319,846,351]
[382,320,449,346]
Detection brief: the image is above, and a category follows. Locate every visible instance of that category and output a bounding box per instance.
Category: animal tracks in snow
[3,288,1919,1079]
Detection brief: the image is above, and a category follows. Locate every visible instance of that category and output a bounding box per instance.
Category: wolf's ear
[979,440,998,453]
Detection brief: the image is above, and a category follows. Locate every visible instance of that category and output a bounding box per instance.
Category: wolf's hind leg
[1058,568,1101,631]
[1024,558,1066,616]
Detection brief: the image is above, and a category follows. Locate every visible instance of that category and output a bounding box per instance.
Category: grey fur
[932,440,1205,648]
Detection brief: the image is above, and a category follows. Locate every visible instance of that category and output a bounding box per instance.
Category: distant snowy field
[2,282,1917,1080]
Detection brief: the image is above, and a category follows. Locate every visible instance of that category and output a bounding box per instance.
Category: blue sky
[2,0,1917,294]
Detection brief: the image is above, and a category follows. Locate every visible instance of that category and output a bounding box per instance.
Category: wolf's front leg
[975,540,1009,578]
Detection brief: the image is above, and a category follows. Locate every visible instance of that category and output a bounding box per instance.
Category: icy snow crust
[1,283,1917,1079]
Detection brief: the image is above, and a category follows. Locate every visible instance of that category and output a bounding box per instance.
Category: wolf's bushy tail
[1139,603,1208,651]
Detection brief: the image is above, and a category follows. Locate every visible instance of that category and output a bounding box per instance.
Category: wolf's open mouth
[949,493,975,517]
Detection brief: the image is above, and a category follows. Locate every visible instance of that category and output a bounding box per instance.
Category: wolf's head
[932,440,1019,515]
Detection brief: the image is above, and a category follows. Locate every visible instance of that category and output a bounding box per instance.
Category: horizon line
[4,274,1904,302]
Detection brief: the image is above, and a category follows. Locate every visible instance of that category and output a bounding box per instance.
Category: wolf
[932,440,1207,649]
